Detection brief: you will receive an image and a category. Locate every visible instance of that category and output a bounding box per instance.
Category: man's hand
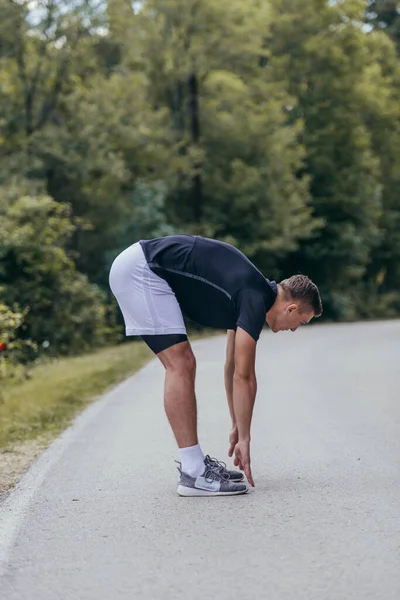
[228,426,238,457]
[233,440,255,487]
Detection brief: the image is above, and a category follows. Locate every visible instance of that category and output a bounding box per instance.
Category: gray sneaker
[176,463,248,497]
[204,455,244,482]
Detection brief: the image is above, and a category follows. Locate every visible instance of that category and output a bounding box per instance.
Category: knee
[163,343,196,376]
[176,346,196,376]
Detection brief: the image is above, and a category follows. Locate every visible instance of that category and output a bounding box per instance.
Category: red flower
[0,343,5,351]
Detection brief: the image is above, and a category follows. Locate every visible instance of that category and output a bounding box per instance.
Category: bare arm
[224,329,236,426]
[233,327,257,443]
[231,327,257,486]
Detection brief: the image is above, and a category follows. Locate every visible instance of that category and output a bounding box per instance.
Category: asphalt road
[1,320,399,600]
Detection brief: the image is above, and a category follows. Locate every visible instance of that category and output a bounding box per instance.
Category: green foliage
[0,195,114,355]
[139,0,320,276]
[0,302,36,384]
[365,1,400,52]
[105,180,175,265]
[1,0,400,367]
[358,30,400,305]
[266,0,394,317]
[55,69,173,283]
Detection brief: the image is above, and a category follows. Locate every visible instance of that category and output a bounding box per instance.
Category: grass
[0,341,153,451]
[0,329,220,452]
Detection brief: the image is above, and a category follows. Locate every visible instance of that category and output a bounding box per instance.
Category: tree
[267,0,384,318]
[0,302,36,385]
[356,28,400,315]
[0,1,173,287]
[0,194,113,355]
[365,1,400,52]
[137,0,319,276]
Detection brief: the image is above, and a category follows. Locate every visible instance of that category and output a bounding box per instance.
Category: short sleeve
[233,288,267,342]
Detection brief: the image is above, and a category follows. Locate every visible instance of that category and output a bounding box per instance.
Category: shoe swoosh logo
[194,476,220,492]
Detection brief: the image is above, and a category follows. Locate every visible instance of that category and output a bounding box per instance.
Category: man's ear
[287,303,298,314]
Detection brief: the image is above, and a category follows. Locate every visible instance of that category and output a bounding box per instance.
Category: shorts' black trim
[141,334,188,354]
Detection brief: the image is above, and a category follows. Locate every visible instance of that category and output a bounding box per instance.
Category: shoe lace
[175,459,229,482]
[203,465,229,483]
[204,455,228,473]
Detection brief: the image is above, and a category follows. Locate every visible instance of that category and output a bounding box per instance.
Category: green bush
[0,195,115,356]
[0,302,36,384]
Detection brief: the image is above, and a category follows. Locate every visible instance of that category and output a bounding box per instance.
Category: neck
[266,284,284,324]
[272,283,285,308]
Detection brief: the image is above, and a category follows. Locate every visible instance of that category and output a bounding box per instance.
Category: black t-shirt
[139,235,277,342]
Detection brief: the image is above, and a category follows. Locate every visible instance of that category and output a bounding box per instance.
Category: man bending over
[109,234,322,497]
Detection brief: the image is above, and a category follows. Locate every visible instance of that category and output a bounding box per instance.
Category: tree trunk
[187,67,203,222]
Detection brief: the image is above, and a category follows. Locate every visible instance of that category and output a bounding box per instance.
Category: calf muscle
[157,342,198,448]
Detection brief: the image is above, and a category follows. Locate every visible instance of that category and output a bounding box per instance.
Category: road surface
[0,320,399,600]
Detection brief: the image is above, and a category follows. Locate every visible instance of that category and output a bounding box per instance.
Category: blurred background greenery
[1,0,400,372]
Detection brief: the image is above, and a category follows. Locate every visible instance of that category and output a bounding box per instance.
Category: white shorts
[109,242,187,336]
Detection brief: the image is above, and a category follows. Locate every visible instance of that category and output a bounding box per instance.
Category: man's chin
[267,321,279,333]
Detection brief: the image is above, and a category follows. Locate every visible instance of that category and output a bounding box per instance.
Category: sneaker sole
[230,476,244,482]
[177,485,248,497]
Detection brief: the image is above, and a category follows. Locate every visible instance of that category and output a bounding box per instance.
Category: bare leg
[157,341,197,448]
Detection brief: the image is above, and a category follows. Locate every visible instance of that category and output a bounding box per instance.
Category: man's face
[267,303,314,333]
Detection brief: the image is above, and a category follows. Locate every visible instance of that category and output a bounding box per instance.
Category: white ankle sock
[179,444,205,477]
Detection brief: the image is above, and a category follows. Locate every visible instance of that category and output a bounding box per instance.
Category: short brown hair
[279,275,322,317]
